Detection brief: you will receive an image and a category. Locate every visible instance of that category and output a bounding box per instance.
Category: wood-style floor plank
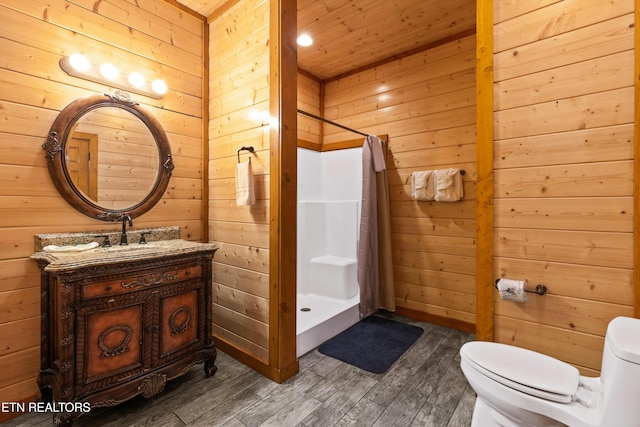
[3,313,476,427]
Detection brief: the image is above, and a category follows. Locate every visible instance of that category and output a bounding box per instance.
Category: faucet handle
[139,232,152,245]
[95,235,111,247]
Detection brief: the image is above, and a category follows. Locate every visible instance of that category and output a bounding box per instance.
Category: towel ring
[237,146,255,163]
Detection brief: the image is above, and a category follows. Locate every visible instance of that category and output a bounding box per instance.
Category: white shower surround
[296,147,363,357]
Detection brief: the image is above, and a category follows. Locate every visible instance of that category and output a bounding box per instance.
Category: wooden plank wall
[75,108,158,208]
[493,0,635,374]
[0,0,204,413]
[322,35,477,329]
[208,0,272,363]
[297,71,322,148]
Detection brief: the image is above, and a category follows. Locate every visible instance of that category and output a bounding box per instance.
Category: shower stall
[296,146,362,356]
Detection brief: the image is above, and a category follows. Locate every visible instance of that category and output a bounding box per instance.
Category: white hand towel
[434,168,463,202]
[236,160,255,206]
[411,170,435,201]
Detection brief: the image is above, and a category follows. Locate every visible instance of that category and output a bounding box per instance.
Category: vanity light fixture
[59,54,168,99]
[99,63,119,81]
[68,53,90,72]
[151,79,168,96]
[128,71,146,88]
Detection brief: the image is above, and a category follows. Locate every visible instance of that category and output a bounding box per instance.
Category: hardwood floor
[4,314,476,427]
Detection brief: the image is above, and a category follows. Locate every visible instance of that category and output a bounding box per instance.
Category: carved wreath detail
[98,325,132,358]
[169,306,192,336]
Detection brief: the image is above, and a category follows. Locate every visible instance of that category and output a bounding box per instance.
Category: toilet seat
[460,342,580,403]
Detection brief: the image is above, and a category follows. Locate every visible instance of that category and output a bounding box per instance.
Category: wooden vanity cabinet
[35,248,217,426]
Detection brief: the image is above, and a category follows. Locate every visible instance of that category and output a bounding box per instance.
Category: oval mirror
[44,92,174,221]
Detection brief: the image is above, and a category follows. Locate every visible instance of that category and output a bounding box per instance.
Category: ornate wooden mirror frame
[43,91,174,221]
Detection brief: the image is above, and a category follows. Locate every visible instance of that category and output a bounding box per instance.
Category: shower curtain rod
[297,109,369,137]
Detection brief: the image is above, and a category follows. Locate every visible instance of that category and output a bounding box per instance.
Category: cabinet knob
[105,285,112,291]
[185,270,191,276]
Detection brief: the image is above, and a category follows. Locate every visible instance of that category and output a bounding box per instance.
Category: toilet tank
[605,316,640,364]
[599,317,640,426]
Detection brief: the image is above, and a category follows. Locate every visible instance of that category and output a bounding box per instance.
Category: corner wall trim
[633,3,640,318]
[475,0,494,340]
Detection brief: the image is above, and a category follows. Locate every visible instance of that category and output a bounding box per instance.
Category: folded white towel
[236,160,255,206]
[434,168,463,202]
[411,170,435,201]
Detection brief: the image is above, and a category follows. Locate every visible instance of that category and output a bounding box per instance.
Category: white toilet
[460,316,640,426]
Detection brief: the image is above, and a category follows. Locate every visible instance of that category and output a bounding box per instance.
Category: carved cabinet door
[155,280,205,367]
[75,296,152,397]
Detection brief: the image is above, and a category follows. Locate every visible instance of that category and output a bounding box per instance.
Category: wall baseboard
[213,336,299,384]
[394,307,476,335]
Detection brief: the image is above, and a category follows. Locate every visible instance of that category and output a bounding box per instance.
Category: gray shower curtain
[357,135,396,317]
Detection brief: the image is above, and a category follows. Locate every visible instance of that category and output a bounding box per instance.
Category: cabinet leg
[204,347,217,378]
[204,360,217,378]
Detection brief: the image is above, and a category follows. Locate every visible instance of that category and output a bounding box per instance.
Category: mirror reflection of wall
[66,131,98,200]
[67,107,159,209]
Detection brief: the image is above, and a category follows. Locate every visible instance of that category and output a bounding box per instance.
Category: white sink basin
[103,242,159,252]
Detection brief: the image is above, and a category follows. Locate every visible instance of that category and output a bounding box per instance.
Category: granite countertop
[31,227,218,272]
[31,239,218,272]
[34,226,181,251]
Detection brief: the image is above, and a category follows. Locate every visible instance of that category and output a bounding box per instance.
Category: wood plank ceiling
[176,0,476,80]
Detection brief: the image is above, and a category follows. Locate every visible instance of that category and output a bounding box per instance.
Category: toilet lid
[461,341,580,403]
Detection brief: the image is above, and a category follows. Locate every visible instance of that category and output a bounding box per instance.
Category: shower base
[296,292,360,357]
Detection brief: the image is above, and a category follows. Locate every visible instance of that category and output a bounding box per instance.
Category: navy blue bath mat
[317,315,423,374]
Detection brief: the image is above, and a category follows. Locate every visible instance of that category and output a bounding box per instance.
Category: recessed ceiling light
[297,34,313,47]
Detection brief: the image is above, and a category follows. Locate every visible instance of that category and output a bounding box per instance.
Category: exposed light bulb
[151,79,168,95]
[68,53,90,72]
[128,72,145,88]
[297,34,313,47]
[60,53,167,98]
[99,63,119,80]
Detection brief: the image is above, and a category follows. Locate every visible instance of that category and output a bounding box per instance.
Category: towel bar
[237,146,255,163]
[494,279,547,296]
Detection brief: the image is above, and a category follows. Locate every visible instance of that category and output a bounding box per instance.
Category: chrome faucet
[120,215,133,245]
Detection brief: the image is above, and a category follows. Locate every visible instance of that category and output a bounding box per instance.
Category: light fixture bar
[59,55,167,99]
